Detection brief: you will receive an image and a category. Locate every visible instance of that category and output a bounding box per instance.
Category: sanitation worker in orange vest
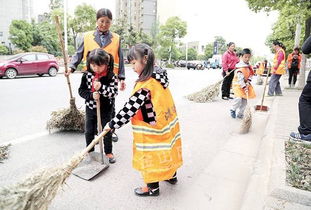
[268,41,286,96]
[68,8,125,142]
[104,43,183,197]
[230,48,256,119]
[256,60,268,85]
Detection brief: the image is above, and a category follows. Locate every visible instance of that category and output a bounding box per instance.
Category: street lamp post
[64,0,68,55]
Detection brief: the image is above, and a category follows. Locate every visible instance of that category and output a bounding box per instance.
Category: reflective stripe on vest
[83,31,120,75]
[130,77,183,182]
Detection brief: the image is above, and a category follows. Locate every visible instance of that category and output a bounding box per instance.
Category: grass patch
[285,141,311,191]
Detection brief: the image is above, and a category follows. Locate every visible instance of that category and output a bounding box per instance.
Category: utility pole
[64,0,68,55]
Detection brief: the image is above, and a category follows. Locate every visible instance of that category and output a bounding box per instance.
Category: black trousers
[221,69,235,97]
[288,68,299,85]
[298,82,311,135]
[85,107,113,153]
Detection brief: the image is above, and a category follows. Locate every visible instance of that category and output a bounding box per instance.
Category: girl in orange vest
[78,48,118,163]
[104,43,183,197]
[230,48,256,119]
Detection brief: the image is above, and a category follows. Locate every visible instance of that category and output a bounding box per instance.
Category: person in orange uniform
[230,48,256,119]
[104,43,183,197]
[68,8,125,142]
[268,41,286,96]
[287,47,302,88]
[256,60,268,85]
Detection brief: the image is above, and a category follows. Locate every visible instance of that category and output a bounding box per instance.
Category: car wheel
[48,67,57,77]
[0,76,3,79]
[5,68,17,79]
[37,73,44,77]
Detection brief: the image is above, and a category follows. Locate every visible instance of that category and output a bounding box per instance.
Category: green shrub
[165,63,175,69]
[0,45,9,55]
[29,45,48,53]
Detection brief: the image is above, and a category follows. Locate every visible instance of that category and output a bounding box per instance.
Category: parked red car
[0,52,59,79]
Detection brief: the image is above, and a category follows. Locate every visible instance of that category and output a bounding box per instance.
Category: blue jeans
[268,74,282,95]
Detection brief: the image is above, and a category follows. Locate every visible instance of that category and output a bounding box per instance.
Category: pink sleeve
[222,53,228,71]
[277,51,285,66]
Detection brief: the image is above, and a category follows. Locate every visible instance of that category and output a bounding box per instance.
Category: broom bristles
[0,154,83,210]
[0,144,11,163]
[186,80,223,103]
[46,106,85,132]
[0,130,108,210]
[240,106,252,134]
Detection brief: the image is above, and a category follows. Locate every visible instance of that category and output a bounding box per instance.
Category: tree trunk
[297,16,311,89]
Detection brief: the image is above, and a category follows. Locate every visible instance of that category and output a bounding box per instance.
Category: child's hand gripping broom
[186,69,235,103]
[46,16,85,132]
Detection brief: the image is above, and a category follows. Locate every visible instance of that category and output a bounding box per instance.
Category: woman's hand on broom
[64,68,73,77]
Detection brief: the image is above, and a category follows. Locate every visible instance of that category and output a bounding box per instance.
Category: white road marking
[2,131,50,145]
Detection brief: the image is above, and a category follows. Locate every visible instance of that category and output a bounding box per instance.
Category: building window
[0,32,3,37]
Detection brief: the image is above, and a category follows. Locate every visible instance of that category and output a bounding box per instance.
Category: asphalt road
[0,67,266,210]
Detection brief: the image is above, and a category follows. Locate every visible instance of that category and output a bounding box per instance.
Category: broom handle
[79,130,109,158]
[260,68,270,109]
[95,92,105,164]
[54,16,74,100]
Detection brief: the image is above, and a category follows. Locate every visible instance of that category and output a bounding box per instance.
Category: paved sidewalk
[241,87,311,210]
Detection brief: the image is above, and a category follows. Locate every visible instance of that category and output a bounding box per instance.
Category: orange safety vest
[256,62,265,75]
[232,67,256,99]
[131,78,183,183]
[273,48,286,75]
[83,31,120,75]
[287,53,302,69]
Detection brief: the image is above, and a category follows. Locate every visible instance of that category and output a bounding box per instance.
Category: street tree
[158,16,187,62]
[31,21,60,56]
[69,3,96,49]
[214,36,227,54]
[245,0,311,88]
[204,43,214,59]
[9,20,33,51]
[187,48,198,60]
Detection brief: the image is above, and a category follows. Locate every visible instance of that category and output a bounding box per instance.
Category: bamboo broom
[0,130,109,210]
[186,69,235,103]
[46,16,85,132]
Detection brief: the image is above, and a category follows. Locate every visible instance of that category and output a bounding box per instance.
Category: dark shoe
[290,132,311,142]
[230,109,236,118]
[106,153,116,164]
[134,186,159,197]
[228,96,234,99]
[165,176,178,185]
[237,114,244,119]
[112,132,118,142]
[222,96,229,100]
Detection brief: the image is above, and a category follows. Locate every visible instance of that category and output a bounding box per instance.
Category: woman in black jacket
[290,35,311,141]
